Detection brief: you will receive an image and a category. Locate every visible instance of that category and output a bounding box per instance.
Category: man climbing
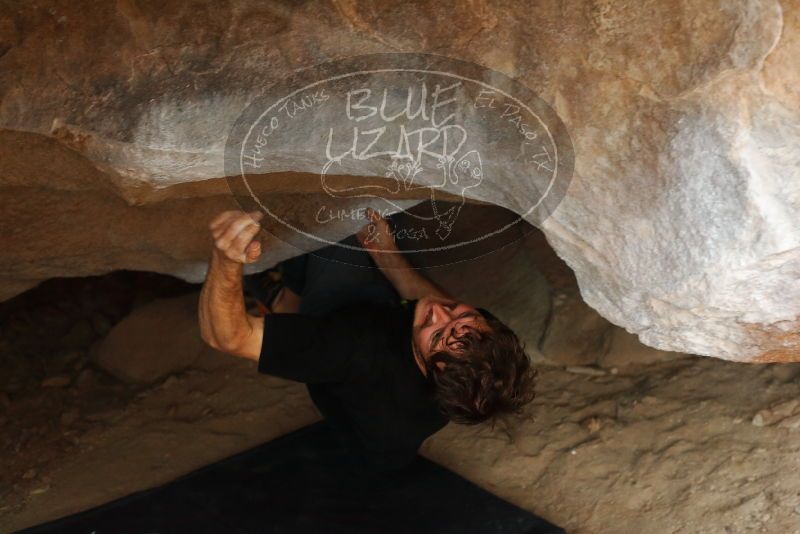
[199,209,535,473]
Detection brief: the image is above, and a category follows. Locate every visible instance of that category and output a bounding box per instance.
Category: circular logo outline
[224,53,573,265]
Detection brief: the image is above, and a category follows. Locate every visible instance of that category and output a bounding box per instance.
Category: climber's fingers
[209,211,240,236]
[215,211,262,248]
[211,211,264,264]
[229,219,262,262]
[244,240,262,263]
[356,207,397,254]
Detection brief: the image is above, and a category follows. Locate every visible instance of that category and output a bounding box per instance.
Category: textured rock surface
[94,293,204,383]
[539,292,613,367]
[0,0,798,361]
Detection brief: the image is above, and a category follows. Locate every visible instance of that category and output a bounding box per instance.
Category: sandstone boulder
[94,293,205,384]
[539,292,613,367]
[1,0,797,361]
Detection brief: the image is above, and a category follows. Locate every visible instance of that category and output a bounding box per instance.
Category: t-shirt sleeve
[258,312,360,384]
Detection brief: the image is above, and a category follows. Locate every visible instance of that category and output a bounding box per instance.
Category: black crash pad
[18,422,564,534]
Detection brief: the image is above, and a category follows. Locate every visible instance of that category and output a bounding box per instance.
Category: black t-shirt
[258,299,449,472]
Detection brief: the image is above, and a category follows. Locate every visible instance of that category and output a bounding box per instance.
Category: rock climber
[198,208,536,473]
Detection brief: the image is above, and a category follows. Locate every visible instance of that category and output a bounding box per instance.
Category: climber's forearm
[357,208,452,301]
[199,249,263,360]
[372,252,452,301]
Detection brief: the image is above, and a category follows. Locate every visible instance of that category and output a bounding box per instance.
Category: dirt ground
[2,269,800,533]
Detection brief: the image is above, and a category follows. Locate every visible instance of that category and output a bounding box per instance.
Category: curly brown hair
[425,309,537,425]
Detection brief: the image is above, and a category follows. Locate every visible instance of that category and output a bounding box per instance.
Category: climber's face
[411,296,489,370]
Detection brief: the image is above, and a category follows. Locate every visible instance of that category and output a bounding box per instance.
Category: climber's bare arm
[199,211,265,361]
[357,208,452,301]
